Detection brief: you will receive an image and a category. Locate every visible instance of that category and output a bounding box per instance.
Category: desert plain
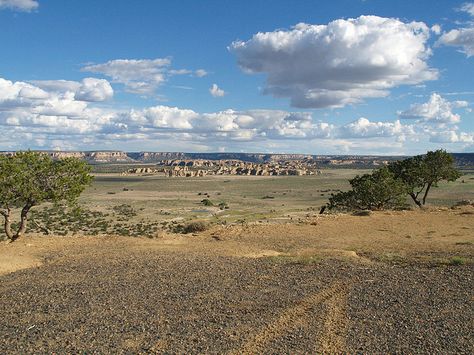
[1,169,473,353]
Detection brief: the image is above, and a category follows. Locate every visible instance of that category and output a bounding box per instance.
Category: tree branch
[31,219,51,235]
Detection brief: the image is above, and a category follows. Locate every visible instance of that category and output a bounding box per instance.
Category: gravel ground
[0,249,472,354]
[347,265,473,354]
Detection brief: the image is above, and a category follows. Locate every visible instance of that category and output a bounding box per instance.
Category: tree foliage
[387,149,461,207]
[328,167,408,211]
[0,151,93,241]
[328,150,461,212]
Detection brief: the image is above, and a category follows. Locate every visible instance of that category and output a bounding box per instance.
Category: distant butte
[0,151,473,167]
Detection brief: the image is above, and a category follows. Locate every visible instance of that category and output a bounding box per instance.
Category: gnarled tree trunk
[1,202,34,242]
[422,182,432,205]
[1,208,14,241]
[11,202,33,242]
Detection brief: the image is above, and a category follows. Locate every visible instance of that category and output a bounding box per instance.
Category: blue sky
[0,0,473,154]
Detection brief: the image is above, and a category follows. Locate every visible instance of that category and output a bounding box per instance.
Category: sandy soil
[2,206,473,275]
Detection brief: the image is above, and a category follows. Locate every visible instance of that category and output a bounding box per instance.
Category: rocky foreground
[0,245,472,354]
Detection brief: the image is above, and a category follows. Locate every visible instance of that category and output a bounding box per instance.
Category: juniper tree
[327,150,461,212]
[388,149,461,207]
[0,151,93,242]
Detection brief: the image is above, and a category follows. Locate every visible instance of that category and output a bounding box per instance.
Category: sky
[0,0,473,155]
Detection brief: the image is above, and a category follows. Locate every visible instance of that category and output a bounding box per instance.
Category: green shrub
[328,167,408,211]
[449,256,466,265]
[201,199,214,206]
[218,202,229,210]
[182,221,209,234]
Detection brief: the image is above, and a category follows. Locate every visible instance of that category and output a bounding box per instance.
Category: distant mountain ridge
[0,150,390,163]
[1,151,473,166]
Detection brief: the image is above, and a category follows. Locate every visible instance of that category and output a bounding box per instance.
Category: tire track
[232,281,349,354]
[319,282,349,353]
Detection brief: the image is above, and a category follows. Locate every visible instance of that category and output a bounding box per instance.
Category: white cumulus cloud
[437,3,474,57]
[438,28,474,57]
[31,78,113,102]
[230,15,437,108]
[431,24,442,35]
[209,84,225,97]
[75,78,114,102]
[429,130,474,143]
[1,76,472,153]
[0,76,116,137]
[82,58,171,95]
[339,118,414,139]
[138,106,197,129]
[195,69,208,77]
[460,2,474,16]
[82,58,208,96]
[0,0,38,12]
[0,78,48,103]
[399,93,468,124]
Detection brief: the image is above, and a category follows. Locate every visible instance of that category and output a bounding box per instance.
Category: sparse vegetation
[18,204,161,238]
[29,205,110,236]
[0,156,469,240]
[453,200,474,207]
[113,204,137,219]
